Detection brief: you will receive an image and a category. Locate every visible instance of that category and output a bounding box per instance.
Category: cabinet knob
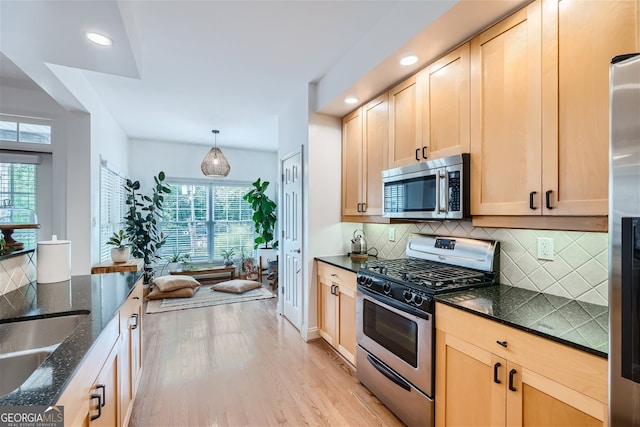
[529,191,537,210]
[90,393,102,421]
[493,362,502,384]
[509,369,517,392]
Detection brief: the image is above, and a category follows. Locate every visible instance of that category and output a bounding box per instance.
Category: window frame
[162,178,256,263]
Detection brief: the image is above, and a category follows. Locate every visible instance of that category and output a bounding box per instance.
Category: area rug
[146,285,275,314]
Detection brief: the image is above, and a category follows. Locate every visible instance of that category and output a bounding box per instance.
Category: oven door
[356,287,433,396]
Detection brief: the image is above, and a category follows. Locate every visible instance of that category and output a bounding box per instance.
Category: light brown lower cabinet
[118,281,144,426]
[57,279,143,427]
[317,261,357,366]
[435,302,607,427]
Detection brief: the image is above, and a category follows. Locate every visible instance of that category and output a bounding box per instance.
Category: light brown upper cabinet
[420,42,471,160]
[541,0,638,216]
[388,75,422,168]
[471,0,638,222]
[342,93,388,220]
[470,1,543,217]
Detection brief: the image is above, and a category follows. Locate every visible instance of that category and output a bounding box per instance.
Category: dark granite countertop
[435,285,608,359]
[316,256,608,359]
[0,271,142,405]
[315,255,379,272]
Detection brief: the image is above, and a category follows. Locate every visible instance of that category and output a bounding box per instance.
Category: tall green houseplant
[124,171,171,282]
[243,178,278,249]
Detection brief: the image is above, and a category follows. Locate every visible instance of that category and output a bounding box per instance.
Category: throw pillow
[147,286,196,300]
[153,275,200,292]
[212,279,262,294]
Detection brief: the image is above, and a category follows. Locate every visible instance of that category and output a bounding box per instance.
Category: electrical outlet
[537,237,554,261]
[389,227,396,242]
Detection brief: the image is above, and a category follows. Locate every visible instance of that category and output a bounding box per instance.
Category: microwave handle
[438,170,448,213]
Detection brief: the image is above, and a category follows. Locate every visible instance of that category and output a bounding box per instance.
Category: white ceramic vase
[111,247,130,263]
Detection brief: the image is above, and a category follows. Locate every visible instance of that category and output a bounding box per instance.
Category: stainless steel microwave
[382,153,470,220]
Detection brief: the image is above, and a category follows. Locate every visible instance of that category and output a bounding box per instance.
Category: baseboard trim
[303,326,320,342]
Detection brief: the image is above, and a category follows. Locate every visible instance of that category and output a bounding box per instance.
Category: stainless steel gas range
[356,233,500,427]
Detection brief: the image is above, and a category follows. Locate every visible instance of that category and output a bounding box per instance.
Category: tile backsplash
[363,221,608,306]
[0,252,37,296]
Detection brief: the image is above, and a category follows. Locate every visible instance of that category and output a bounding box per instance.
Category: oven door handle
[358,286,431,320]
[366,353,411,392]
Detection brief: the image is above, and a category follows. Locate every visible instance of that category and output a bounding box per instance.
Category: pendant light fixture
[201,129,230,177]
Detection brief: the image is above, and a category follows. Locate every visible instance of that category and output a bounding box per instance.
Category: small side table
[91,258,143,274]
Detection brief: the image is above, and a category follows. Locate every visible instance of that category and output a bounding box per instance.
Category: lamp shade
[201,147,231,177]
[201,129,230,177]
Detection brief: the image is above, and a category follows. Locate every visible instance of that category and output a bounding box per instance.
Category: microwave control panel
[448,171,461,212]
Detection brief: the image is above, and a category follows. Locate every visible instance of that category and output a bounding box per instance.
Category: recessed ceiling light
[86,32,113,46]
[344,97,359,105]
[400,55,418,66]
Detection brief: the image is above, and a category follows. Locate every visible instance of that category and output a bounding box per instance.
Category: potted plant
[124,171,171,283]
[238,251,258,280]
[221,248,235,267]
[106,229,130,263]
[243,178,278,268]
[164,251,190,272]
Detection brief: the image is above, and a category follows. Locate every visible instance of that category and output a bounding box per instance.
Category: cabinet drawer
[435,302,607,404]
[317,262,356,291]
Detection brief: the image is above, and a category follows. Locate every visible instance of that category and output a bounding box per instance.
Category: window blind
[99,162,127,262]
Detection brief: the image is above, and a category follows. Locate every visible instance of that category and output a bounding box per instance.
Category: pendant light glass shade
[201,129,230,177]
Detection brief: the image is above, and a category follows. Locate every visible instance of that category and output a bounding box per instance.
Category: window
[0,116,52,145]
[99,162,127,262]
[0,161,37,248]
[162,180,255,262]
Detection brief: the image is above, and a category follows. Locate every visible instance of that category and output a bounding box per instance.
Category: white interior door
[281,150,303,330]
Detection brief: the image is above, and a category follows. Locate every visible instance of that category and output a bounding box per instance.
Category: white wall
[278,85,356,341]
[46,66,130,274]
[129,139,278,194]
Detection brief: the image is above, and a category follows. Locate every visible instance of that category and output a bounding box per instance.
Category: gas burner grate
[363,257,495,293]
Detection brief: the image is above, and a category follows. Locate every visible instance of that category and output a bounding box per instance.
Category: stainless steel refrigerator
[609,52,640,426]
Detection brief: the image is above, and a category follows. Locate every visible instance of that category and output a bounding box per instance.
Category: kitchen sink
[0,312,89,354]
[0,349,52,396]
[0,311,90,397]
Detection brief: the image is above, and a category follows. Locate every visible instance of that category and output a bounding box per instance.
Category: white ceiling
[0,1,526,152]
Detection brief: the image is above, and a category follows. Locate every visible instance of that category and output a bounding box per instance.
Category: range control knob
[413,294,423,306]
[403,290,413,303]
[357,275,366,285]
[365,277,373,287]
[383,283,392,294]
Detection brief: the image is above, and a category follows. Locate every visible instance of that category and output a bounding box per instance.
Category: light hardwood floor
[129,296,403,426]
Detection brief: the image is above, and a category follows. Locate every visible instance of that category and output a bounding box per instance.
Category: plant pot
[257,247,276,269]
[167,262,179,272]
[111,247,130,263]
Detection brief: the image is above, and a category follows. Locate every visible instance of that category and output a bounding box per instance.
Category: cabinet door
[435,332,506,427]
[118,282,143,427]
[422,43,471,160]
[506,361,607,427]
[317,275,337,346]
[470,1,543,216]
[90,347,119,427]
[388,75,422,168]
[342,108,363,217]
[362,93,388,216]
[541,0,638,215]
[336,284,356,365]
